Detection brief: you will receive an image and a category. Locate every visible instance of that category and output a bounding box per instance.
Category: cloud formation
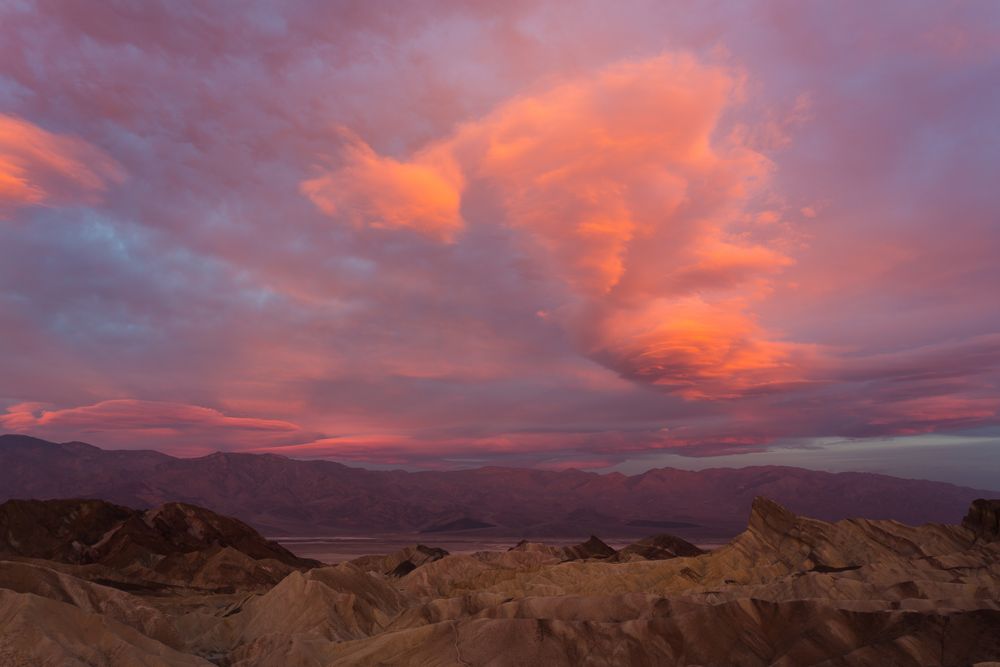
[0,114,123,216]
[305,55,803,399]
[302,131,464,241]
[0,400,316,456]
[0,1,998,483]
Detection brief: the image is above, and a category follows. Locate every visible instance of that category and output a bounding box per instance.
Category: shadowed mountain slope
[0,498,318,592]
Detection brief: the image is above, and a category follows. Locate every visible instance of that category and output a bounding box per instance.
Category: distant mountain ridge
[1,434,995,538]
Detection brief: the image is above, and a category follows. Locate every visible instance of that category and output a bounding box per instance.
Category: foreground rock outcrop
[1,495,999,665]
[963,498,1000,543]
[0,498,318,591]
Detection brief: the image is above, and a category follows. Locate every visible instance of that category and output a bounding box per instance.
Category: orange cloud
[0,114,124,217]
[301,54,804,399]
[301,130,463,241]
[587,296,814,399]
[466,54,761,295]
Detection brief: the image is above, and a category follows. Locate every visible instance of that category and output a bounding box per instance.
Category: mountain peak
[748,496,798,535]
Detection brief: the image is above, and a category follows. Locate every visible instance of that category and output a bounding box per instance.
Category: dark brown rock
[561,535,616,561]
[962,498,1000,542]
[350,543,449,577]
[0,498,318,591]
[611,533,704,561]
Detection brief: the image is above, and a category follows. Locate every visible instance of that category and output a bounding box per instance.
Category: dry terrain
[1,494,998,665]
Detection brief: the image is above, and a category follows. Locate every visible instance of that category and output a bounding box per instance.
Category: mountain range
[2,433,995,538]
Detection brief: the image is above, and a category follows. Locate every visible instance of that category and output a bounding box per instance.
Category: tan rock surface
[0,560,181,646]
[0,589,211,667]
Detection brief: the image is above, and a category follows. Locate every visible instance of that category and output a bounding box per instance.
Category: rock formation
[963,498,1000,542]
[0,498,318,591]
[2,494,1000,665]
[350,544,449,577]
[609,533,705,562]
[509,535,618,562]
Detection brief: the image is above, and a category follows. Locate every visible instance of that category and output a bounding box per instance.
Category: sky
[1,1,999,487]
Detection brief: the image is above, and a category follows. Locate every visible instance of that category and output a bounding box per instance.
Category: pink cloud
[249,426,774,468]
[862,396,998,436]
[0,114,123,217]
[0,400,318,456]
[0,2,998,480]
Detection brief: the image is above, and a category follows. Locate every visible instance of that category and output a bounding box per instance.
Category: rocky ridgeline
[0,498,317,592]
